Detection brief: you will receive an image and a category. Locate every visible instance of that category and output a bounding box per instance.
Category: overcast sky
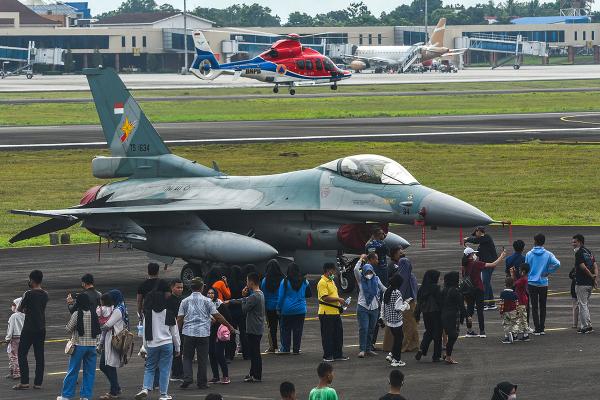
[89,0,599,20]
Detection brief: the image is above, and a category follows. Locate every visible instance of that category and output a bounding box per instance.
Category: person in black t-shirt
[572,234,598,333]
[136,262,169,318]
[14,270,49,390]
[167,278,185,380]
[379,369,408,400]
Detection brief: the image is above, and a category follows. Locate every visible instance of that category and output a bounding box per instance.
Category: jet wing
[9,217,80,243]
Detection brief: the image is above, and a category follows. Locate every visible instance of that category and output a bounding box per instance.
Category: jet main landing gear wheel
[330,84,338,91]
[289,88,296,95]
[180,263,203,288]
[273,85,279,93]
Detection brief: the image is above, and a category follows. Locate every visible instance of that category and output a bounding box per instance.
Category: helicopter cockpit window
[296,60,305,69]
[338,155,419,185]
[323,58,335,71]
[315,59,323,70]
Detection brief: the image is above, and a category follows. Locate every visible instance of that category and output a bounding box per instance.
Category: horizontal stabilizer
[9,217,79,243]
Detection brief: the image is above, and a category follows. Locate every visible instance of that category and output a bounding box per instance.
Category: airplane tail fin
[190,30,223,80]
[429,18,446,47]
[84,67,170,157]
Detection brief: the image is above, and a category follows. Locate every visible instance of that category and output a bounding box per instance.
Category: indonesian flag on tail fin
[114,102,124,114]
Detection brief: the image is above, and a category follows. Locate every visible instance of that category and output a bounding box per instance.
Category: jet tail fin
[84,67,170,157]
[429,18,446,47]
[190,30,223,80]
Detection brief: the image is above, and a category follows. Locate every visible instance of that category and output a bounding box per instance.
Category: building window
[132,36,136,47]
[377,34,382,45]
[359,34,363,45]
[121,36,125,47]
[142,36,147,47]
[368,34,372,45]
[583,31,586,41]
[574,31,578,41]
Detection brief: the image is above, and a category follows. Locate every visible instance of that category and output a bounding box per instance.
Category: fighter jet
[10,68,493,284]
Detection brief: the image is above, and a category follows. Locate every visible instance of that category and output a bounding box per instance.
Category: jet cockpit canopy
[320,154,419,185]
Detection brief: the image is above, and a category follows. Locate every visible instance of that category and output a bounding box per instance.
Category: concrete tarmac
[1,65,600,92]
[2,112,600,150]
[0,225,598,399]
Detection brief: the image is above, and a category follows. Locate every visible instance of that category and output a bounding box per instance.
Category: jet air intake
[144,229,278,264]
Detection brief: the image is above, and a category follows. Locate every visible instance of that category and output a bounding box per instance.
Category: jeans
[528,284,548,332]
[389,326,404,361]
[18,329,45,386]
[357,305,379,353]
[280,314,305,353]
[99,351,120,396]
[466,288,485,333]
[481,268,495,306]
[209,338,228,379]
[265,309,279,350]
[143,343,173,395]
[183,336,209,386]
[319,314,344,360]
[575,285,593,329]
[61,345,96,399]
[420,312,442,360]
[246,334,262,380]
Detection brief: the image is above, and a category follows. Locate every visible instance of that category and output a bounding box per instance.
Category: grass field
[1,79,600,101]
[1,91,600,126]
[2,141,600,248]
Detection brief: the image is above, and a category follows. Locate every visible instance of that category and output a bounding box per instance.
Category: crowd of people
[4,227,598,399]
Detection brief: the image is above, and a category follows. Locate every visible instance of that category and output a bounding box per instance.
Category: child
[5,297,24,380]
[505,240,526,277]
[280,381,297,400]
[382,274,410,367]
[499,277,518,344]
[309,362,339,400]
[511,264,531,341]
[96,293,114,352]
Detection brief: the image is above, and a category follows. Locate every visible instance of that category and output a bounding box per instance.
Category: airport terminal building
[1,0,599,72]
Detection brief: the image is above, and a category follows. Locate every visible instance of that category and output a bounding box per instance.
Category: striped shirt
[178,292,217,338]
[66,311,98,347]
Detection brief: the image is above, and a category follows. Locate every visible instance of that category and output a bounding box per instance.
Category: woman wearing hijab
[390,247,420,353]
[98,290,128,400]
[277,263,312,354]
[58,293,101,400]
[261,259,284,353]
[135,291,180,400]
[491,381,518,400]
[354,253,387,358]
[382,274,411,367]
[205,267,231,301]
[414,270,443,362]
[441,271,466,365]
[206,287,233,384]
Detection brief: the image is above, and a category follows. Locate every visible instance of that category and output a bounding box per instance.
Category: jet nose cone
[419,191,493,228]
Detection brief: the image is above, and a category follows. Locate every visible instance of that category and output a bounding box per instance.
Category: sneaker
[386,353,393,362]
[220,377,231,384]
[209,378,220,384]
[244,376,255,382]
[487,304,498,310]
[585,327,594,334]
[533,330,542,336]
[577,328,585,334]
[465,330,478,338]
[483,305,490,311]
[367,350,377,356]
[265,347,276,353]
[479,331,487,338]
[292,350,301,355]
[276,350,291,355]
[358,351,365,358]
[57,397,70,400]
[527,327,535,334]
[334,355,350,361]
[323,357,334,362]
[415,350,423,361]
[521,335,530,342]
[540,330,546,335]
[169,377,183,382]
[502,337,512,344]
[158,395,172,400]
[390,359,406,367]
[134,389,148,400]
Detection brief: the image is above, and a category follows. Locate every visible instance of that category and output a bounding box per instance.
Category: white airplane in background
[346,18,465,72]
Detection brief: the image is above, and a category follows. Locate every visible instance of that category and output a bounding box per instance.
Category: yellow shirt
[317,275,340,315]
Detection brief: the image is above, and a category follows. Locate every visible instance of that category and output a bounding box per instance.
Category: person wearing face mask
[462,247,506,338]
[317,263,350,363]
[491,381,518,400]
[354,253,386,358]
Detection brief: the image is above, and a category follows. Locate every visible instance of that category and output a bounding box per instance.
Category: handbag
[459,275,475,295]
[65,336,75,355]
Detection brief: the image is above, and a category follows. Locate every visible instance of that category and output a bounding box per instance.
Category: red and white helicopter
[190,31,352,95]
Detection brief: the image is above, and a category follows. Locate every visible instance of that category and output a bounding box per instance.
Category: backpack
[459,264,475,296]
[582,247,596,272]
[111,327,135,367]
[217,324,231,342]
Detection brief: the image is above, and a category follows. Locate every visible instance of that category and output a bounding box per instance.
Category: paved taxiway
[0,226,598,399]
[2,112,600,150]
[1,65,600,92]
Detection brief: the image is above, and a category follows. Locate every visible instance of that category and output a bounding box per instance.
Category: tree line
[96,0,599,26]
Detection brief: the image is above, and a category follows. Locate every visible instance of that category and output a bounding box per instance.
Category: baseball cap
[463,247,478,256]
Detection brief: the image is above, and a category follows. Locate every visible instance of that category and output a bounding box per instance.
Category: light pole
[424,0,428,43]
[183,0,188,74]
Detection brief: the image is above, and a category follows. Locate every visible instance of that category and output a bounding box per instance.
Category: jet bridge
[455,33,548,69]
[0,41,64,79]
